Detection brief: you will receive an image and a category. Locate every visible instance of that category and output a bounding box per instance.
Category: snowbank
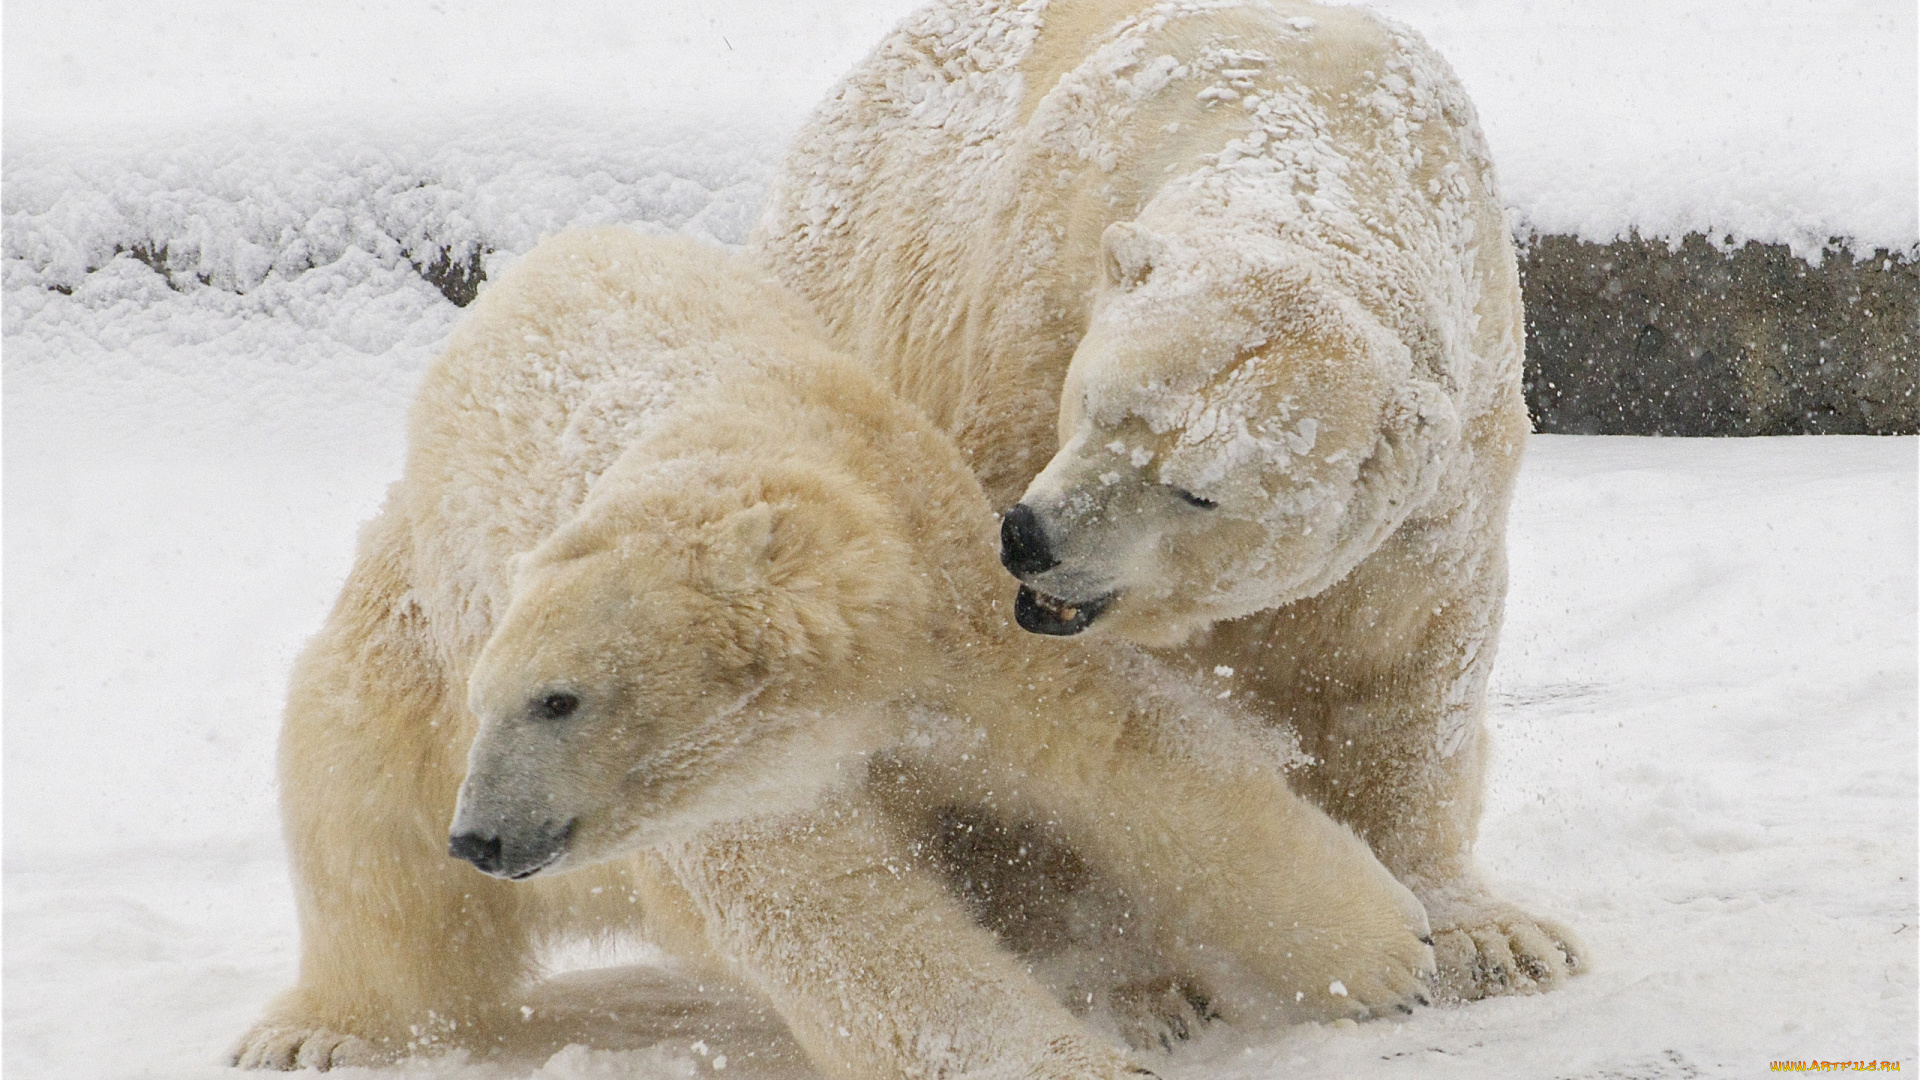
[3,111,784,462]
[6,0,1913,260]
[8,2,1908,461]
[1384,0,1916,258]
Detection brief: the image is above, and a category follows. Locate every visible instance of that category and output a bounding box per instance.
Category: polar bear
[232,229,1433,1073]
[753,0,1580,999]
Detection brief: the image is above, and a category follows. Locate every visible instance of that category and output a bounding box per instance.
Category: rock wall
[1519,235,1917,435]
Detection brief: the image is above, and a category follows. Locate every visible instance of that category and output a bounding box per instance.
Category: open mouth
[1014,585,1114,636]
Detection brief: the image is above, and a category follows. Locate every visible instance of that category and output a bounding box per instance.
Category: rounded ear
[698,502,776,594]
[722,502,776,559]
[1101,221,1161,290]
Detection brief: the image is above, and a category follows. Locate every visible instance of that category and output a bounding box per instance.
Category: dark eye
[1175,489,1217,510]
[532,692,580,720]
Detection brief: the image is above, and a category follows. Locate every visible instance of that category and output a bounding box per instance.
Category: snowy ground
[5,1,1917,1078]
[7,425,1914,1079]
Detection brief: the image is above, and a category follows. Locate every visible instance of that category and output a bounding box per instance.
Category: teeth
[1038,592,1077,620]
[1014,584,1110,637]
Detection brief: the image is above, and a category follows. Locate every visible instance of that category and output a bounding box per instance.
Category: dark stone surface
[1519,234,1917,435]
[410,244,490,307]
[38,222,1913,433]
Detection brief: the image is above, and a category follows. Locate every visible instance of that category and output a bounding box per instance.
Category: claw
[1182,986,1220,1022]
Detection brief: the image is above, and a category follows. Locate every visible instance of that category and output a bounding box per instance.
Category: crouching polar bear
[755,0,1581,998]
[233,229,1434,1073]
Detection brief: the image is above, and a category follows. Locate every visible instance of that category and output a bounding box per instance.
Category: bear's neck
[676,356,1095,744]
[703,356,1021,667]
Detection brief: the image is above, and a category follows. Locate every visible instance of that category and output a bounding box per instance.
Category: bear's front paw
[1427,903,1583,1001]
[230,1023,378,1072]
[1007,1033,1154,1080]
[1103,977,1219,1052]
[1302,922,1436,1022]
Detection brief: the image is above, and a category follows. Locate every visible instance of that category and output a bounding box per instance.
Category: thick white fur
[754,0,1580,998]
[232,229,1433,1074]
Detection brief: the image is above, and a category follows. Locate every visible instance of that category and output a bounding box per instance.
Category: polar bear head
[449,451,919,880]
[1002,221,1459,646]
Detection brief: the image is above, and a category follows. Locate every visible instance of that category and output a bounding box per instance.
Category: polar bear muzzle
[1002,503,1119,635]
[999,503,1059,577]
[447,817,575,880]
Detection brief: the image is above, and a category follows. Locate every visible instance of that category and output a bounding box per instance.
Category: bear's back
[757,0,1513,507]
[392,230,833,665]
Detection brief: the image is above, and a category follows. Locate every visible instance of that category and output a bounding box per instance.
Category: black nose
[1000,504,1059,577]
[448,831,504,874]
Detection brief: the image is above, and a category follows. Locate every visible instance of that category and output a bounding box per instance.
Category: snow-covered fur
[754,0,1579,998]
[233,230,1434,1073]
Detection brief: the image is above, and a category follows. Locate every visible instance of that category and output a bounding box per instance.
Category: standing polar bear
[755,0,1579,998]
[234,230,1436,1073]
